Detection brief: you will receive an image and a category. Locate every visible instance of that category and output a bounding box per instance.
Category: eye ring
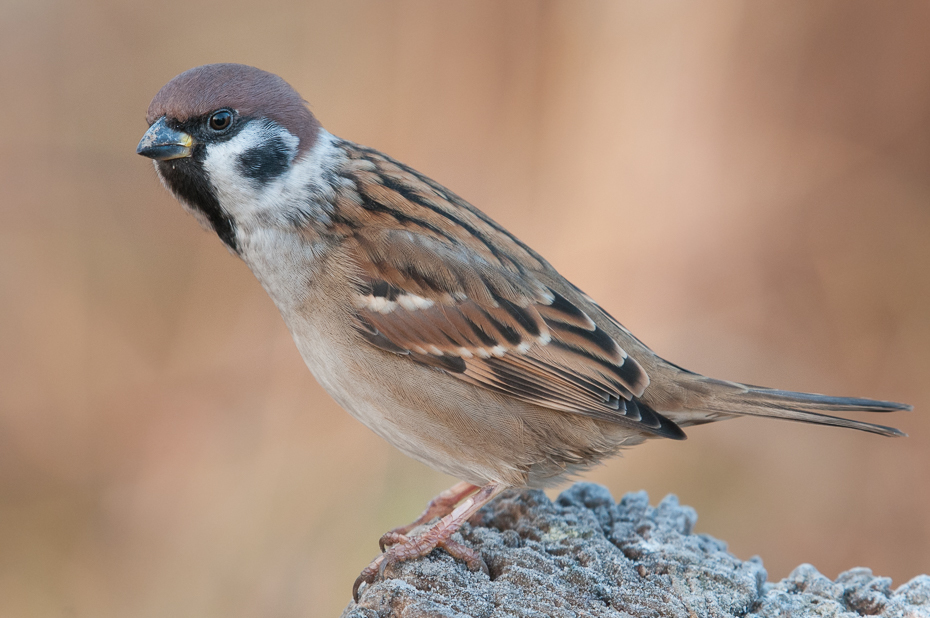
[208,109,233,132]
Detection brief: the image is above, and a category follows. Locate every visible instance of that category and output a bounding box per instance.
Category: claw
[377,552,395,578]
[379,531,408,552]
[352,554,384,602]
[351,574,367,603]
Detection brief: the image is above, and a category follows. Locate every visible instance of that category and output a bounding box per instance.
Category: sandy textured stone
[341,484,930,618]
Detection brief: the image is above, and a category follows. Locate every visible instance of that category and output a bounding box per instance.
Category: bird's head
[137,63,321,253]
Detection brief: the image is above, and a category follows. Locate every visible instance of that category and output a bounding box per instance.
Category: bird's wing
[327,143,683,440]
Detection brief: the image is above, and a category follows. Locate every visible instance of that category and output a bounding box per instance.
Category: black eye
[208,110,233,131]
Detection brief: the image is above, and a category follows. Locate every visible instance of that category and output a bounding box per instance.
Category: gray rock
[342,484,930,618]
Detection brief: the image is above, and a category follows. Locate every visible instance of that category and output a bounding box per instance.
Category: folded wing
[346,228,683,440]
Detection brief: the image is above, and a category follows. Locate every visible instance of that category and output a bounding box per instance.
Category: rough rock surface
[342,484,930,618]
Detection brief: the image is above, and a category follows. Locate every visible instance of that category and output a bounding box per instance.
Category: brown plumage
[330,142,905,441]
[136,64,911,602]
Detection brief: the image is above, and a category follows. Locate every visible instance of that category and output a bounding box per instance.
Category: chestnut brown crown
[146,63,320,154]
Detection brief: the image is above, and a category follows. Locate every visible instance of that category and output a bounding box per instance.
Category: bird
[136,63,911,601]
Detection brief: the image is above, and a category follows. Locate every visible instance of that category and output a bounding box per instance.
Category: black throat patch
[157,154,239,253]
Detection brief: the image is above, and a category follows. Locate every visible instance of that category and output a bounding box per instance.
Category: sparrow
[137,64,911,601]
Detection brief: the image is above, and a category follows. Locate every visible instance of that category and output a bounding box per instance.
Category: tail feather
[707,382,911,438]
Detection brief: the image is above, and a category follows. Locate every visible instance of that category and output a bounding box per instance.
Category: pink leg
[353,482,505,602]
[379,481,479,551]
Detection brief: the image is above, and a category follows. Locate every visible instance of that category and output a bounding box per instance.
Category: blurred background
[1,1,929,616]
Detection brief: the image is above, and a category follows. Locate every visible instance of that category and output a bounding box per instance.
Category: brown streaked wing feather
[351,263,681,438]
[333,145,679,438]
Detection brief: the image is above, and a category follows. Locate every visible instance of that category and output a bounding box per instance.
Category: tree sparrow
[136,64,910,600]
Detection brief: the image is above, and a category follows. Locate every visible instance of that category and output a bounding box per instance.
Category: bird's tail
[680,378,911,437]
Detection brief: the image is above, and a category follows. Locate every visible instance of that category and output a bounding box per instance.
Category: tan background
[2,1,929,616]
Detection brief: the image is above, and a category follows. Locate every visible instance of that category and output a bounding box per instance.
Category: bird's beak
[136,117,194,161]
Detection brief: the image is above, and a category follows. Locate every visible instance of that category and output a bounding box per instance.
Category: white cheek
[206,128,349,231]
[201,123,300,220]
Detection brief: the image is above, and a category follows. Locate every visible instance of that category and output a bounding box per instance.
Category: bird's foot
[377,481,478,551]
[352,482,504,602]
[380,527,487,573]
[353,528,488,601]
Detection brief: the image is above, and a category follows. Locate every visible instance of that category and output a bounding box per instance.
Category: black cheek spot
[237,136,291,186]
